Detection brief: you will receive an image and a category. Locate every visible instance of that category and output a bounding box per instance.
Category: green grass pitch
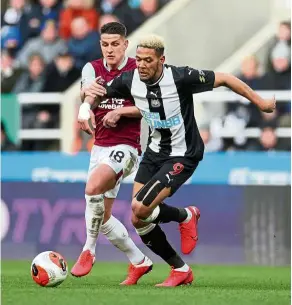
[1,261,290,305]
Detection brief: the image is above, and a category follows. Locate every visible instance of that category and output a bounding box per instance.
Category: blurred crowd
[1,0,171,149]
[200,21,291,152]
[0,1,290,152]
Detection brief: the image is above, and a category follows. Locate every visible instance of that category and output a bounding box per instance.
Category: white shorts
[87,144,139,198]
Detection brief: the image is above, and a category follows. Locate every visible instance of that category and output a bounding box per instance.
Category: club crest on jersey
[151,99,161,108]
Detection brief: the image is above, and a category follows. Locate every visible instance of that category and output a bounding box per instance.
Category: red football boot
[179,206,200,255]
[71,250,95,277]
[155,267,193,287]
[120,256,153,285]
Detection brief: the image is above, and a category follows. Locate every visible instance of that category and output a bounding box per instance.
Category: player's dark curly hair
[100,22,127,37]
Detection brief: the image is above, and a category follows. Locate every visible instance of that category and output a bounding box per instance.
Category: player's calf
[84,193,105,254]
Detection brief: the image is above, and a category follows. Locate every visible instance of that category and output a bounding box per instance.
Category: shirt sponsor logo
[98,98,125,109]
[141,111,181,129]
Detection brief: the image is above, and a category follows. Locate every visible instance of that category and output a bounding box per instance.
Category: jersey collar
[103,56,128,71]
[146,65,165,87]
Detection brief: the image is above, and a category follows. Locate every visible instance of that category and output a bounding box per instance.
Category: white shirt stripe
[159,67,187,156]
[131,67,188,156]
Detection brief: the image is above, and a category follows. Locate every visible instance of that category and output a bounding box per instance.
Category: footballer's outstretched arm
[214,72,276,113]
[183,67,275,113]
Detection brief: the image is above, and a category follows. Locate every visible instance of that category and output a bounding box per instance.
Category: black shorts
[135,149,199,196]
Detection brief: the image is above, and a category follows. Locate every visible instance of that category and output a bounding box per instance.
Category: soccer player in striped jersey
[80,34,276,287]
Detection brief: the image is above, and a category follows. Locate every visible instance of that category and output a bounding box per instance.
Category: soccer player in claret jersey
[86,34,276,287]
[71,22,153,285]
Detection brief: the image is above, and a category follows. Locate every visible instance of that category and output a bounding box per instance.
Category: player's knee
[131,212,140,228]
[131,212,147,229]
[85,181,106,196]
[134,178,165,207]
[131,199,151,219]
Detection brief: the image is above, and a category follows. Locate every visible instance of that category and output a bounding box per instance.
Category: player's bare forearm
[80,90,102,110]
[214,72,276,113]
[116,106,142,118]
[102,106,141,128]
[81,77,106,105]
[214,72,264,107]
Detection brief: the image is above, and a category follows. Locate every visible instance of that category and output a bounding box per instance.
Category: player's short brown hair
[100,22,127,37]
[137,34,165,56]
[280,21,291,29]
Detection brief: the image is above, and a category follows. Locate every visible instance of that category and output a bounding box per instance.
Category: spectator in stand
[24,0,63,40]
[11,53,57,137]
[1,50,23,93]
[100,0,139,34]
[199,123,222,152]
[139,0,158,21]
[100,0,165,34]
[122,0,159,34]
[264,41,291,91]
[16,20,67,68]
[13,53,46,93]
[226,55,266,128]
[262,41,291,121]
[222,55,267,151]
[68,17,101,69]
[43,51,80,92]
[266,21,291,72]
[1,0,29,54]
[1,121,18,151]
[59,0,99,40]
[12,53,49,130]
[98,14,119,32]
[247,122,290,152]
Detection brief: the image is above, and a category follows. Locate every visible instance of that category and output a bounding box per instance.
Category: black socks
[152,203,188,224]
[140,224,185,269]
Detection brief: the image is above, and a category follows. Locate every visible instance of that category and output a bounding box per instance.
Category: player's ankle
[133,256,145,266]
[181,208,192,223]
[82,246,95,255]
[174,263,189,272]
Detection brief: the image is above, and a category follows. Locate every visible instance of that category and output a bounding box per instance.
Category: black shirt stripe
[146,83,172,156]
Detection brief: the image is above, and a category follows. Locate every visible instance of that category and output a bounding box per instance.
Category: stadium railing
[18,93,62,140]
[16,90,291,153]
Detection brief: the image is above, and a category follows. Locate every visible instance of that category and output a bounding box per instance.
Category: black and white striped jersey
[105,64,215,160]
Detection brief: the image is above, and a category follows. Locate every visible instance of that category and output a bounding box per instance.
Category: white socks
[174,263,189,272]
[101,216,145,265]
[83,195,146,265]
[83,194,105,254]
